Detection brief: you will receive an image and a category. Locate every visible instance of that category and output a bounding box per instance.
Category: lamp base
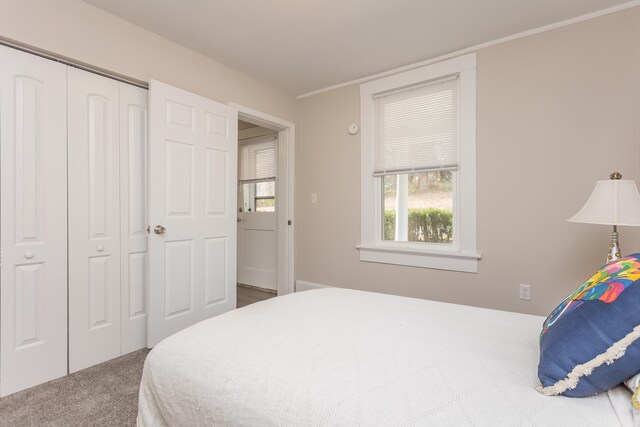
[607,226,621,263]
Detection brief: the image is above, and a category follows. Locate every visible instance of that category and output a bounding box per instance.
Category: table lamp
[567,172,640,263]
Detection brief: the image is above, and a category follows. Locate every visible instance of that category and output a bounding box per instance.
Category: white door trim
[230,103,295,296]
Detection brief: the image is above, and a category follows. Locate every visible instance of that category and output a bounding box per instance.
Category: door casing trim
[230,103,295,296]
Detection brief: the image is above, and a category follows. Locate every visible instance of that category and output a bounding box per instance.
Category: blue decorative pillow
[537,254,640,397]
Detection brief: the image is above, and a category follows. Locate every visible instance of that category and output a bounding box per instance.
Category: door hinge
[288,220,292,226]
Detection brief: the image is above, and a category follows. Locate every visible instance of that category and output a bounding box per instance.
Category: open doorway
[232,104,295,308]
[237,120,278,307]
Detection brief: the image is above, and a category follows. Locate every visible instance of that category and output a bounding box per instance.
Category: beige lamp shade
[568,179,640,226]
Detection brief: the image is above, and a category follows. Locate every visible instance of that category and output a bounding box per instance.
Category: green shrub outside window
[384,208,453,243]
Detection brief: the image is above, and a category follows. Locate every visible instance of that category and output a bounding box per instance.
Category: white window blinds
[239,137,277,183]
[373,76,458,176]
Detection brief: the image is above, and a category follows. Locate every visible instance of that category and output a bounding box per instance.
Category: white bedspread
[138,288,632,426]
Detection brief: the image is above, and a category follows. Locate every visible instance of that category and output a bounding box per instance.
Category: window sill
[356,244,481,273]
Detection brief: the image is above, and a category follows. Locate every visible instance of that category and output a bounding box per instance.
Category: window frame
[255,179,276,213]
[359,53,480,273]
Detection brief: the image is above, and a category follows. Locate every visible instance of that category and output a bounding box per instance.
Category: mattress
[138,288,634,426]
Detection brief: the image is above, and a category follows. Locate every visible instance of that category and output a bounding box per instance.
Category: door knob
[96,244,105,252]
[154,225,166,235]
[24,251,34,259]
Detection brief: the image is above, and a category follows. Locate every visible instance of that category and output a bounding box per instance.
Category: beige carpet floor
[0,349,149,427]
[0,290,272,426]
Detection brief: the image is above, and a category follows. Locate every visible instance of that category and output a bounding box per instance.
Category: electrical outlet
[519,284,531,301]
[311,193,317,204]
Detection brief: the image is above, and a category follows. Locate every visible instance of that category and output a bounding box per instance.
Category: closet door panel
[68,68,121,373]
[120,83,149,354]
[0,46,68,396]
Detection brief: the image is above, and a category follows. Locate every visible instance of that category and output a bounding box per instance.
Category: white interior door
[0,46,68,396]
[237,211,277,290]
[147,80,237,347]
[68,68,121,373]
[238,188,277,290]
[119,83,149,354]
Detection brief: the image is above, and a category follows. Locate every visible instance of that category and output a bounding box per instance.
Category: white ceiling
[83,0,632,95]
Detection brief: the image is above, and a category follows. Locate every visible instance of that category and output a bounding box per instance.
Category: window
[383,171,453,243]
[254,181,275,212]
[239,136,277,213]
[359,53,479,272]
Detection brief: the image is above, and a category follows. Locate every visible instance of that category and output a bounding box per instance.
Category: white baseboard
[295,280,333,292]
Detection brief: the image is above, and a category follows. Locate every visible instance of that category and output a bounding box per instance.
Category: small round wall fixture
[348,123,359,135]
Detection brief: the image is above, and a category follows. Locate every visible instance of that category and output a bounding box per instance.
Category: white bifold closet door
[0,46,68,397]
[68,68,148,372]
[68,68,121,373]
[119,83,149,355]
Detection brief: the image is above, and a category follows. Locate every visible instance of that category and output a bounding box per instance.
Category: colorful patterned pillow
[537,254,640,397]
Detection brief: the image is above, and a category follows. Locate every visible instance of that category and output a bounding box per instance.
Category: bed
[138,288,636,426]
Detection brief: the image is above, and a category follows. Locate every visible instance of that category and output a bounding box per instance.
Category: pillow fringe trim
[633,387,640,409]
[537,324,640,396]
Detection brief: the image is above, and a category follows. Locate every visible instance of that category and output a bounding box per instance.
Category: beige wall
[297,7,640,316]
[0,0,297,123]
[3,0,639,317]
